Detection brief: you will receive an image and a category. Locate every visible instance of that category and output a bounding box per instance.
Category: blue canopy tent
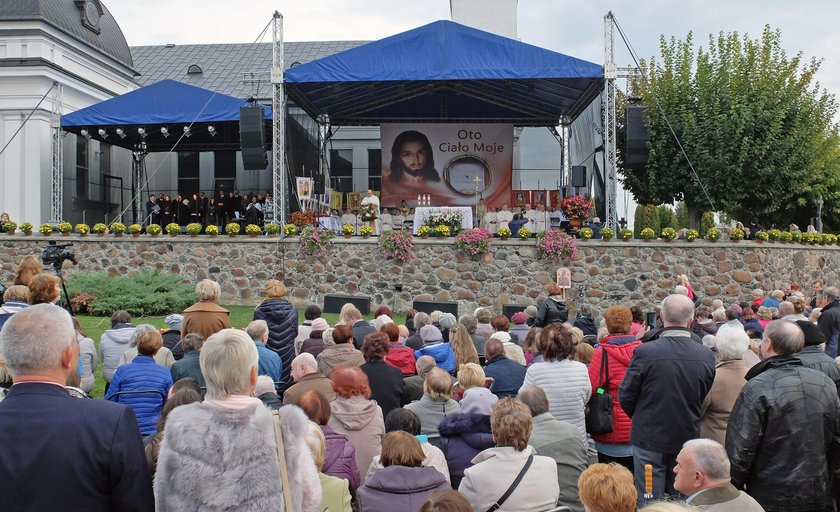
[285,20,604,126]
[61,79,272,152]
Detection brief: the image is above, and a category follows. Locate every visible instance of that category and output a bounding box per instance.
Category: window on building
[330,148,353,192]
[75,136,89,199]
[178,152,200,197]
[367,148,382,191]
[214,151,236,195]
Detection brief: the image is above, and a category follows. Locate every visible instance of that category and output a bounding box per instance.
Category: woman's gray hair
[200,328,259,400]
[253,375,276,396]
[128,324,156,348]
[413,312,431,331]
[711,308,727,323]
[714,322,749,361]
[195,279,221,302]
[323,328,335,346]
[1,303,75,376]
[182,333,205,353]
[458,314,478,334]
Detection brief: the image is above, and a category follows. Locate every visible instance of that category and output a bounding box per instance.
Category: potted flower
[20,222,33,236]
[729,227,744,242]
[559,195,594,228]
[3,221,17,235]
[299,226,336,257]
[205,225,220,237]
[517,227,531,239]
[290,210,317,229]
[601,227,614,241]
[225,222,240,237]
[789,231,801,243]
[706,228,721,242]
[661,227,677,242]
[685,229,699,242]
[755,230,769,243]
[92,223,107,236]
[455,228,493,260]
[264,224,280,237]
[434,225,450,237]
[640,227,656,241]
[128,224,143,237]
[497,227,512,240]
[800,233,813,245]
[341,224,355,238]
[74,223,89,236]
[380,230,414,262]
[110,222,126,236]
[281,224,297,237]
[620,228,633,241]
[186,223,202,237]
[146,224,162,236]
[245,224,261,237]
[417,225,431,238]
[767,229,782,242]
[57,221,73,236]
[579,227,593,240]
[536,229,578,262]
[779,231,793,243]
[165,223,181,236]
[39,223,53,236]
[821,233,837,246]
[360,225,374,238]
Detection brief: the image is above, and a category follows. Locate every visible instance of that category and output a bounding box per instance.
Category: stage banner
[381,123,513,209]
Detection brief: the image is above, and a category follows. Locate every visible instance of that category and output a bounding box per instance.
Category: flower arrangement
[380,229,414,262]
[225,222,240,236]
[421,209,463,231]
[821,233,837,245]
[128,223,143,235]
[360,225,374,237]
[417,225,431,237]
[20,222,33,234]
[559,195,594,220]
[579,227,593,240]
[779,231,793,243]
[706,228,721,242]
[434,225,450,237]
[767,228,782,241]
[146,224,162,236]
[39,223,53,235]
[281,224,297,236]
[186,223,203,235]
[245,224,261,236]
[497,227,512,239]
[601,227,614,241]
[640,227,656,239]
[359,203,378,222]
[536,229,578,262]
[455,228,493,259]
[57,221,73,234]
[729,228,744,241]
[755,230,769,242]
[800,232,814,245]
[789,231,801,243]
[205,225,219,236]
[518,227,532,239]
[74,223,89,236]
[110,222,126,235]
[264,223,280,235]
[620,228,633,241]
[3,221,17,234]
[661,227,677,241]
[165,223,180,235]
[686,229,699,241]
[290,210,317,229]
[299,226,336,257]
[341,224,355,236]
[92,223,107,234]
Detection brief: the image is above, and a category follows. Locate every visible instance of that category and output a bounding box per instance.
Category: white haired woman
[154,329,321,511]
[699,322,750,445]
[182,279,231,341]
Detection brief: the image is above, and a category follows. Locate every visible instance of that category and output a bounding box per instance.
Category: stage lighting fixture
[98,128,108,139]
[161,127,169,138]
[207,125,216,136]
[80,129,91,140]
[115,128,126,139]
[182,126,191,137]
[137,127,147,139]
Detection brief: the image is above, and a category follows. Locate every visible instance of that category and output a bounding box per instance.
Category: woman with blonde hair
[578,463,637,512]
[756,306,773,329]
[254,278,298,390]
[450,324,479,368]
[306,421,352,512]
[676,274,698,304]
[13,255,41,286]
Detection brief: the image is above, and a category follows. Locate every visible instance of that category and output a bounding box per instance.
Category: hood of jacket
[322,424,355,471]
[0,301,28,315]
[363,465,447,494]
[330,395,381,431]
[438,413,494,450]
[599,335,641,366]
[183,301,229,314]
[102,325,135,345]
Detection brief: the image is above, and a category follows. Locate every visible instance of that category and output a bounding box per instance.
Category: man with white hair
[0,304,153,510]
[254,375,284,410]
[245,319,281,390]
[673,439,763,512]
[283,352,335,405]
[619,294,716,504]
[726,320,840,512]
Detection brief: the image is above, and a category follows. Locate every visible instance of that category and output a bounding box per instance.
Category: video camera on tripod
[41,241,76,270]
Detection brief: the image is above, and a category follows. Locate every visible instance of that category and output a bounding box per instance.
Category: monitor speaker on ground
[571,166,587,188]
[625,104,649,170]
[239,105,267,170]
[412,300,458,318]
[323,294,371,315]
[313,174,325,195]
[502,304,528,319]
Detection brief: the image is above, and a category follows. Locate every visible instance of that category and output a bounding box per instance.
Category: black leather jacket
[797,345,840,397]
[534,297,569,327]
[726,356,840,511]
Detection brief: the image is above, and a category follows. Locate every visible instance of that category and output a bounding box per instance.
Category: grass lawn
[79,306,403,398]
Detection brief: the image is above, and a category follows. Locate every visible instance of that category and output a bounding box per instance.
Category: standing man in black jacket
[817,286,840,358]
[619,294,716,504]
[726,320,840,512]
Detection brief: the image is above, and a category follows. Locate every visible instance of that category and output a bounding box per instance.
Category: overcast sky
[108,0,840,99]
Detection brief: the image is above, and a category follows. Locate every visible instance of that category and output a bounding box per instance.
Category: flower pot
[132,233,140,238]
[603,237,612,242]
[24,231,32,236]
[267,233,277,238]
[249,234,258,238]
[42,233,51,237]
[622,238,631,242]
[62,232,71,237]
[190,233,198,238]
[169,233,177,237]
[500,236,509,241]
[362,235,370,239]
[97,232,106,237]
[344,234,353,239]
[113,233,123,237]
[420,234,429,239]
[569,218,582,229]
[79,233,88,237]
[209,234,217,239]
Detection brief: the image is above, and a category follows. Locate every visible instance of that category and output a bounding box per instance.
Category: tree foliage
[620,26,840,227]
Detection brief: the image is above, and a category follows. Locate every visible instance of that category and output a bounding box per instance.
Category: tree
[619,26,840,227]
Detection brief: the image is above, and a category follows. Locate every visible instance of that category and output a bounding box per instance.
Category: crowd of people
[145,189,273,227]
[1,255,840,511]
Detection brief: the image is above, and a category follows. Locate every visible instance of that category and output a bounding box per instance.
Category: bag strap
[487,454,534,512]
[597,348,610,390]
[272,411,295,512]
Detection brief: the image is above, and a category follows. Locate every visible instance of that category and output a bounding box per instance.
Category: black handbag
[585,349,614,434]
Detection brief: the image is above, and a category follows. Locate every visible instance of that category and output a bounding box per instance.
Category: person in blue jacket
[414,325,456,374]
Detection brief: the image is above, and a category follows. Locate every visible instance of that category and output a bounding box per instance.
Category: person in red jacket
[381,322,416,376]
[588,305,641,472]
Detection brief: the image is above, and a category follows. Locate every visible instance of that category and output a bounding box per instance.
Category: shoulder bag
[272,411,296,512]
[487,454,534,512]
[585,349,614,434]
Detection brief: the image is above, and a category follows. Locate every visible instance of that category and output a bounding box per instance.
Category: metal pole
[603,12,618,229]
[271,11,286,226]
[50,82,64,223]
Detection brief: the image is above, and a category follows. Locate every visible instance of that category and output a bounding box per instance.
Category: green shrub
[633,205,645,239]
[657,205,673,232]
[673,202,689,229]
[699,211,715,238]
[634,204,660,238]
[67,270,195,316]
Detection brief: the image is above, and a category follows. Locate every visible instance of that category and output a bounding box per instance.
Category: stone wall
[1,235,838,315]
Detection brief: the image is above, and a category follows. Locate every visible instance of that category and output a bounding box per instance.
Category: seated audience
[414,325,456,374]
[406,312,431,350]
[182,279,231,341]
[254,374,284,410]
[419,490,474,512]
[145,388,201,479]
[450,324,480,369]
[246,319,282,389]
[483,338,526,398]
[522,326,543,365]
[118,324,175,369]
[306,420,352,512]
[300,318,330,358]
[12,255,41,286]
[73,317,98,393]
[490,315,526,364]
[284,352,335,405]
[578,463,637,512]
[438,386,498,489]
[295,304,322,353]
[453,362,486,400]
[573,304,598,336]
[360,332,405,419]
[510,312,530,342]
[673,439,763,511]
[382,322,416,376]
[0,285,29,330]
[405,367,461,436]
[160,314,184,360]
[318,325,365,378]
[366,408,450,482]
[28,274,61,305]
[99,310,136,389]
[474,308,495,339]
[168,333,205,390]
[458,314,486,363]
[403,355,438,405]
